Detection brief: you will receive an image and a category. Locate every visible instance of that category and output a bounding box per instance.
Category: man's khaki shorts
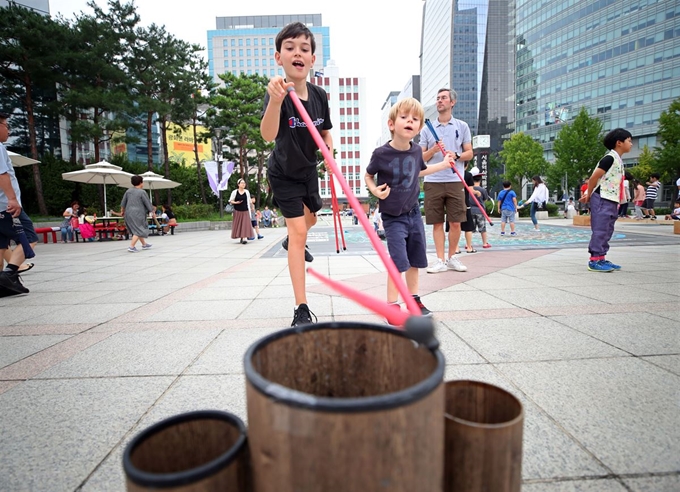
[424,182,466,224]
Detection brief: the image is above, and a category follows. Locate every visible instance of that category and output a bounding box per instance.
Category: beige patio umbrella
[8,151,40,167]
[61,160,134,214]
[118,170,181,199]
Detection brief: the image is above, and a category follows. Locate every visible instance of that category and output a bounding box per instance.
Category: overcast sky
[49,0,424,144]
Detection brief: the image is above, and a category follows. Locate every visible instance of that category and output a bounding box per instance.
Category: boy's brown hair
[275,22,316,53]
[388,98,425,136]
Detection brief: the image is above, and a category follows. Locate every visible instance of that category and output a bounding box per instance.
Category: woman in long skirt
[121,175,155,252]
[228,179,254,244]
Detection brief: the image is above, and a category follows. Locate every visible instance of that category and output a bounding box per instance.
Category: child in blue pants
[581,128,633,272]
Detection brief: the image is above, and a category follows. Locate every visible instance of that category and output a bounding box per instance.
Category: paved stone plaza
[0,219,678,491]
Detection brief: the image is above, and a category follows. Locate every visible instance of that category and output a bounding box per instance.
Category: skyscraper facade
[207,14,330,83]
[515,0,680,164]
[420,0,515,156]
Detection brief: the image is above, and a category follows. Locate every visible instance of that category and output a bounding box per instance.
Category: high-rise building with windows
[0,0,48,14]
[420,0,515,157]
[515,0,680,165]
[311,62,370,200]
[207,14,329,83]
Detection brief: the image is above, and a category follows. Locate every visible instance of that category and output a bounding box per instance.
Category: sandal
[19,262,34,273]
[466,249,478,254]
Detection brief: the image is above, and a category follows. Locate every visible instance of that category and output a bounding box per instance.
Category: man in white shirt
[420,89,473,273]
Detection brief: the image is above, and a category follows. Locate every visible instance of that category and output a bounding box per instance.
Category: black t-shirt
[366,142,427,216]
[164,209,176,220]
[234,190,249,211]
[264,82,332,179]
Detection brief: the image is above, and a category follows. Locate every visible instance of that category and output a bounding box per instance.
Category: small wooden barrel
[444,381,524,492]
[244,322,445,492]
[123,410,250,492]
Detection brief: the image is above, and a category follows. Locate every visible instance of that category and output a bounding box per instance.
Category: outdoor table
[95,217,128,241]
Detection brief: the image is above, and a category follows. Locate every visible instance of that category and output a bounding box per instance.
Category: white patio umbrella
[61,160,134,214]
[118,170,181,200]
[8,151,40,167]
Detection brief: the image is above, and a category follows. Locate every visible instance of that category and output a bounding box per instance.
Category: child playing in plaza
[469,168,491,249]
[365,98,455,316]
[642,173,661,219]
[665,200,680,220]
[580,128,633,272]
[497,181,518,236]
[260,22,333,326]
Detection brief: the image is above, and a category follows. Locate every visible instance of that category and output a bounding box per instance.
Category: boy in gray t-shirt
[469,169,491,248]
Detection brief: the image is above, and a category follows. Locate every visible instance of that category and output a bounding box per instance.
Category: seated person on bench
[160,203,177,235]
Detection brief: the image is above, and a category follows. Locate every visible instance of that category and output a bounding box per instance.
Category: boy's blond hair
[388,98,425,136]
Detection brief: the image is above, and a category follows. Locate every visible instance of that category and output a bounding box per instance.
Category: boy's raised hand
[267,76,294,104]
[373,183,390,200]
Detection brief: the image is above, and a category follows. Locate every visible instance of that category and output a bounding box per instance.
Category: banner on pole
[203,161,235,197]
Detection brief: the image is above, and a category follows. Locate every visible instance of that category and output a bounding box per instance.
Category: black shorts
[460,208,474,232]
[643,198,655,209]
[382,206,428,272]
[0,211,19,249]
[268,170,322,219]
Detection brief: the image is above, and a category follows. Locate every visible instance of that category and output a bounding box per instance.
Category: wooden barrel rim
[244,322,445,413]
[444,380,524,428]
[123,410,247,488]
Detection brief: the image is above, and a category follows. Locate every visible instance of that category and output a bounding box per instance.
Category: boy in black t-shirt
[365,98,454,317]
[260,22,334,327]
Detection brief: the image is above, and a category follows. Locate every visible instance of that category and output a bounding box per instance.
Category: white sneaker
[446,255,468,272]
[426,258,447,274]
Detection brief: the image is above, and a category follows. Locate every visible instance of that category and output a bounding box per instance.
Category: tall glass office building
[420,0,515,154]
[515,0,680,164]
[208,14,330,83]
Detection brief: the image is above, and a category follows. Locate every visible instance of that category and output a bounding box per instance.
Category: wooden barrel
[444,381,524,492]
[244,322,445,492]
[123,410,251,491]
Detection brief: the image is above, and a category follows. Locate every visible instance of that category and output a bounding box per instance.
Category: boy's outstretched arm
[420,152,455,177]
[261,76,293,142]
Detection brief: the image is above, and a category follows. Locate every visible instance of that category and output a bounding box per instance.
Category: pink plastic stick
[287,87,420,316]
[330,178,340,253]
[332,177,347,250]
[308,268,409,327]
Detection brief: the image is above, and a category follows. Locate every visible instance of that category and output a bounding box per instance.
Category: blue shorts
[0,209,37,248]
[501,209,515,224]
[382,206,428,273]
[16,210,38,243]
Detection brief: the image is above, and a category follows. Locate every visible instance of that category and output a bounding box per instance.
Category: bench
[35,227,59,244]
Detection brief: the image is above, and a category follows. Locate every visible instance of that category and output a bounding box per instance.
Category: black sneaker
[0,271,29,295]
[413,295,433,317]
[282,236,314,263]
[291,303,317,327]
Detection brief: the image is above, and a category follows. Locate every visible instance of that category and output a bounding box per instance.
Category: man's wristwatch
[454,152,461,160]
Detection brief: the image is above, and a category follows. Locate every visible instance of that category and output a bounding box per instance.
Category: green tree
[550,106,605,194]
[59,0,141,164]
[628,145,655,182]
[499,132,548,193]
[209,72,273,179]
[654,98,680,181]
[0,4,69,214]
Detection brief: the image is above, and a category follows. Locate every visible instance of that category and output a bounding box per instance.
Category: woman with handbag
[519,176,549,231]
[228,179,254,244]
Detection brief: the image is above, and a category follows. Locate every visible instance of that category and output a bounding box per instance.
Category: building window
[270,69,275,76]
[254,38,258,46]
[239,60,244,67]
[269,48,274,56]
[224,50,229,57]
[231,49,236,57]
[247,59,252,67]
[238,39,243,46]
[262,59,267,66]
[254,49,258,56]
[239,49,243,56]
[255,59,259,66]
[231,39,235,46]
[262,38,266,45]
[269,38,274,45]
[232,60,236,67]
[247,49,251,56]
[223,40,228,47]
[246,39,251,46]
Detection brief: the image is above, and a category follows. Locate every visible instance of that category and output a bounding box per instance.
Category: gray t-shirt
[365,142,427,217]
[0,143,22,211]
[471,185,489,215]
[419,117,471,183]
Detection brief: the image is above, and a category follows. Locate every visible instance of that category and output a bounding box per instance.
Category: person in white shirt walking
[518,176,549,231]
